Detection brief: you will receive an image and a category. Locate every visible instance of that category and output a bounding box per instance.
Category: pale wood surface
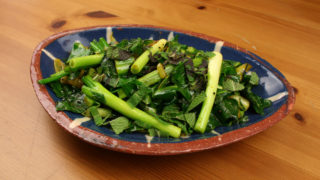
[1,0,320,179]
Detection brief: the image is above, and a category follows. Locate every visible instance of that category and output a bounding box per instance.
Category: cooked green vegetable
[81,75,181,138]
[69,54,104,71]
[38,70,69,84]
[138,65,174,86]
[38,37,272,138]
[194,52,223,133]
[110,117,131,134]
[115,57,135,75]
[131,39,167,74]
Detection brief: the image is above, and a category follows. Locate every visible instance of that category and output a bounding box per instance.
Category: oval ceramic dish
[30,25,295,155]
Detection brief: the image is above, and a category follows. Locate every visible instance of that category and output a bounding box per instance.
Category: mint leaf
[249,72,259,85]
[175,113,196,128]
[186,91,206,112]
[184,113,196,128]
[222,79,245,91]
[110,117,130,134]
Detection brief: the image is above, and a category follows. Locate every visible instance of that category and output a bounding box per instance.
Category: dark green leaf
[162,104,181,119]
[171,62,186,86]
[53,83,88,113]
[153,85,178,101]
[242,86,272,115]
[221,61,237,76]
[177,113,196,128]
[186,91,206,112]
[213,98,239,122]
[127,83,151,107]
[178,86,192,101]
[206,113,222,131]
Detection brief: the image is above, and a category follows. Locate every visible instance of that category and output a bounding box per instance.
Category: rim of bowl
[30,24,295,155]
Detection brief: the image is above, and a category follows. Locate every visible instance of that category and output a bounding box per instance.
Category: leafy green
[244,72,259,85]
[242,86,271,115]
[186,91,206,112]
[50,82,88,113]
[127,83,151,107]
[213,98,239,123]
[162,104,181,119]
[116,38,145,57]
[206,113,222,131]
[100,58,119,88]
[67,42,91,61]
[109,116,131,134]
[176,113,196,128]
[221,60,237,76]
[40,37,274,138]
[171,62,186,86]
[222,78,245,91]
[177,86,192,101]
[89,106,105,126]
[117,77,138,96]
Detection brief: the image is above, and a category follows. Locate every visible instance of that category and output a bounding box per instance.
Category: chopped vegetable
[194,52,223,133]
[110,117,131,134]
[81,75,181,138]
[38,37,272,138]
[131,39,167,74]
[69,54,104,71]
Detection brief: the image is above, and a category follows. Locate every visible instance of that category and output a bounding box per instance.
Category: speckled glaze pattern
[30,25,295,155]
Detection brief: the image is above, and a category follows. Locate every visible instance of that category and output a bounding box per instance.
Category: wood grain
[0,0,319,179]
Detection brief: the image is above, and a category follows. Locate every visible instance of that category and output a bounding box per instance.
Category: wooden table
[1,0,319,179]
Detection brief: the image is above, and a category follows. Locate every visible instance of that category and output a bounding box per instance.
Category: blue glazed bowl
[30,25,295,155]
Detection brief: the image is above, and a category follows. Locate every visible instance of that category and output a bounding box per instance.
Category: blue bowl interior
[40,27,288,144]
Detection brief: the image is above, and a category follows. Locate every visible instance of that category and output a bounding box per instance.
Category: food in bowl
[38,35,271,138]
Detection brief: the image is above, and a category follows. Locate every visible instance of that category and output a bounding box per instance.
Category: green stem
[69,54,104,71]
[38,70,69,84]
[90,41,103,54]
[131,39,167,74]
[99,37,110,50]
[138,65,174,86]
[82,76,181,138]
[194,52,223,133]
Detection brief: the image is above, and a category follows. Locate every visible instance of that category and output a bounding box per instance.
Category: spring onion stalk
[194,52,223,133]
[39,54,104,84]
[38,70,69,84]
[138,65,174,86]
[131,39,167,74]
[81,75,181,138]
[69,54,104,71]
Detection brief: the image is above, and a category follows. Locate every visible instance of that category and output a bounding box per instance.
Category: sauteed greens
[39,36,271,138]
